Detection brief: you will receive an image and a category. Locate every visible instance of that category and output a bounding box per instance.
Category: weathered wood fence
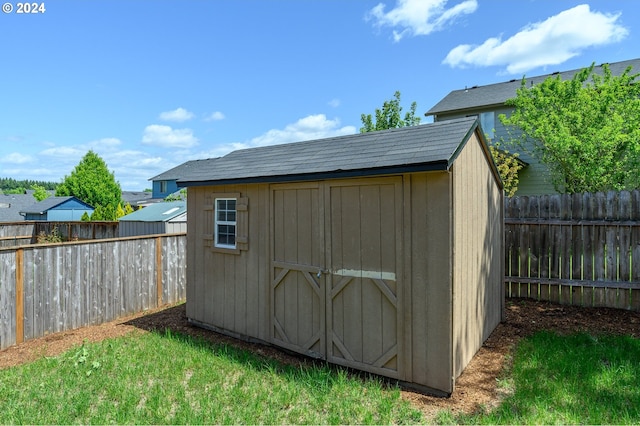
[0,234,186,350]
[505,190,640,311]
[0,221,119,247]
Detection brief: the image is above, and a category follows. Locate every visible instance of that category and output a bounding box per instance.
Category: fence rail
[505,190,640,311]
[0,234,186,350]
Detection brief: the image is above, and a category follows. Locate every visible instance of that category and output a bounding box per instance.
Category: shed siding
[186,184,270,341]
[452,133,503,378]
[408,171,454,393]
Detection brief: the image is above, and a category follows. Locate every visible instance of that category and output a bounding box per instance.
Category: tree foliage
[0,178,57,194]
[360,91,421,132]
[488,144,523,197]
[56,150,123,220]
[500,63,640,193]
[31,184,51,202]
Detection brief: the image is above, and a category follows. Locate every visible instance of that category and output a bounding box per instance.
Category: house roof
[176,117,487,186]
[122,191,153,206]
[0,194,38,222]
[119,201,186,222]
[19,196,94,215]
[426,58,640,116]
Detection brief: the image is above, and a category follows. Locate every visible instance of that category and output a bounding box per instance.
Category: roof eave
[177,161,451,187]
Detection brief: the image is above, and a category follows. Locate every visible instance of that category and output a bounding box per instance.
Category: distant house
[118,200,186,237]
[149,160,210,200]
[426,58,640,195]
[20,196,94,221]
[0,194,38,222]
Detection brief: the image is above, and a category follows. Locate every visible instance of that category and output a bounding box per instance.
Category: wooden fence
[0,221,119,247]
[505,190,640,311]
[0,234,186,350]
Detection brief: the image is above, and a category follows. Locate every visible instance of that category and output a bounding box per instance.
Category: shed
[177,117,504,396]
[118,201,187,237]
[19,196,94,221]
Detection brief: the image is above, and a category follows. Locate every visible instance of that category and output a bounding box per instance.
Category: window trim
[214,197,237,249]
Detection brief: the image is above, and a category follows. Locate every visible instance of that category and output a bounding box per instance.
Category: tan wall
[452,132,504,379]
[186,183,270,341]
[406,171,454,394]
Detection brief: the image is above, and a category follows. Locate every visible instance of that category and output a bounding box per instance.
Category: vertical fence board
[518,197,531,297]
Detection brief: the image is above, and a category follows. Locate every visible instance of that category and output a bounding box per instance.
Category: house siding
[435,108,556,195]
[152,179,179,199]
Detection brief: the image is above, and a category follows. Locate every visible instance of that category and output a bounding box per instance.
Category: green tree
[360,91,420,133]
[56,150,122,220]
[31,184,50,201]
[500,63,640,193]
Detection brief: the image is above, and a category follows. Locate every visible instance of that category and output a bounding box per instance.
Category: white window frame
[214,198,237,249]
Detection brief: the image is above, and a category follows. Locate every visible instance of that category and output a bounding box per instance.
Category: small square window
[215,198,236,249]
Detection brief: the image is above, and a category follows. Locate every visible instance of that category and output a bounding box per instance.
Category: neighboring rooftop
[426,58,640,116]
[122,190,153,207]
[119,201,186,222]
[177,117,482,186]
[0,194,38,222]
[19,196,93,215]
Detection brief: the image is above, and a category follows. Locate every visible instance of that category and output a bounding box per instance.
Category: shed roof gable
[426,58,640,115]
[177,117,483,186]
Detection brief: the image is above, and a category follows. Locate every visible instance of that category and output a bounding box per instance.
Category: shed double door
[271,178,403,379]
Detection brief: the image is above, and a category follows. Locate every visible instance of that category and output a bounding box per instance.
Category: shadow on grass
[123,304,392,391]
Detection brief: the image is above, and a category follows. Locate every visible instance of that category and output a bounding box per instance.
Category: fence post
[15,248,24,344]
[156,236,163,307]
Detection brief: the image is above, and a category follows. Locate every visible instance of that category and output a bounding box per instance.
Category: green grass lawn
[0,330,422,424]
[438,331,640,425]
[1,328,639,424]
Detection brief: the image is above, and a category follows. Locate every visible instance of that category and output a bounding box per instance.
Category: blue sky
[2,0,638,191]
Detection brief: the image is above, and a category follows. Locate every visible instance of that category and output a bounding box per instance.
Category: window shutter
[236,196,249,251]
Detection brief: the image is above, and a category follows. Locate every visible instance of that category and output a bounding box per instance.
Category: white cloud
[367,0,477,41]
[443,4,629,74]
[0,152,33,164]
[159,107,195,122]
[205,111,226,121]
[40,146,84,158]
[328,98,341,108]
[247,114,356,148]
[142,124,199,148]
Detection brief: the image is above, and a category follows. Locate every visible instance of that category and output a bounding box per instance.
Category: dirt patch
[1,299,639,418]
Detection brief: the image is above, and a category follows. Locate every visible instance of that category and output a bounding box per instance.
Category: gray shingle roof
[177,117,480,186]
[0,194,38,222]
[426,58,640,115]
[19,196,92,215]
